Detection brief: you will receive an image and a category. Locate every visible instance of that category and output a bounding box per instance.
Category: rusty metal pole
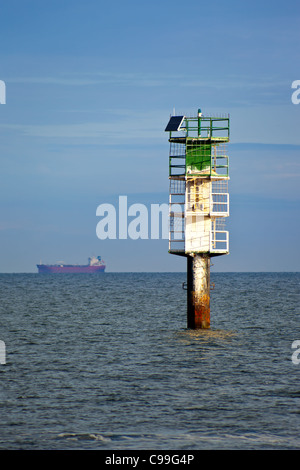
[187,254,210,329]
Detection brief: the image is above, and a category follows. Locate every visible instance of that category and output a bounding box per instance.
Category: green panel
[186,138,211,174]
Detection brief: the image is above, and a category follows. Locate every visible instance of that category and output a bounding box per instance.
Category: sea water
[0,272,299,450]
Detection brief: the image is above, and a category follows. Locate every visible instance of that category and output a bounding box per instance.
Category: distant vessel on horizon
[37,256,106,273]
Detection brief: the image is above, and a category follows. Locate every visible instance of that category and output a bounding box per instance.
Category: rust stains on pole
[187,254,210,329]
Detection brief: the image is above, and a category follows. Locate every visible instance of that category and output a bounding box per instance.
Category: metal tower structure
[165,109,230,328]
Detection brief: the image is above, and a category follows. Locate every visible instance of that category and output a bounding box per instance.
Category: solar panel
[165,115,185,132]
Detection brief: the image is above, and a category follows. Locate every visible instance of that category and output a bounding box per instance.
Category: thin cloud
[7,72,289,91]
[0,112,166,141]
[7,73,170,88]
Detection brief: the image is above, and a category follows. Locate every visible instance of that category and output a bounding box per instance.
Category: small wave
[57,432,111,443]
[223,432,300,447]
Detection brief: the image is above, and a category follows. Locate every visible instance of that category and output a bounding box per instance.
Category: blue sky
[0,0,299,272]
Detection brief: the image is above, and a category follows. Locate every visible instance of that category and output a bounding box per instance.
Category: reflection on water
[176,327,238,343]
[174,328,239,359]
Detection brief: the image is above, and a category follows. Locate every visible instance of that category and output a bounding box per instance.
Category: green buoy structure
[165,109,230,328]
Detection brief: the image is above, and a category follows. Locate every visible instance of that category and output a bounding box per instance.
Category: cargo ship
[37,256,106,273]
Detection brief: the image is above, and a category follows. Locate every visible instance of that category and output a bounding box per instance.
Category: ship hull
[37,265,105,273]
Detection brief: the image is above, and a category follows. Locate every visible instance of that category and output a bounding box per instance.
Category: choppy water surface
[0,272,299,449]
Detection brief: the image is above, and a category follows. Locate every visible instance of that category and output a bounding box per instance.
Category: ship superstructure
[37,256,106,273]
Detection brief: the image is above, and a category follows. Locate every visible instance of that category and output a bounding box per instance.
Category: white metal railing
[210,230,229,253]
[210,193,229,216]
[169,231,229,254]
[169,241,185,252]
[185,233,210,253]
[169,207,185,252]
